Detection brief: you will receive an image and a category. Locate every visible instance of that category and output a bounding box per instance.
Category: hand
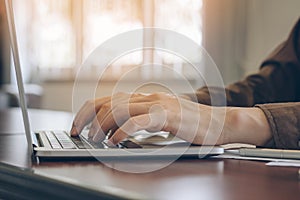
[71,92,225,145]
[70,92,272,146]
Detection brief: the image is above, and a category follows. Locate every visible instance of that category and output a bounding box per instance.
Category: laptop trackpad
[127,131,190,148]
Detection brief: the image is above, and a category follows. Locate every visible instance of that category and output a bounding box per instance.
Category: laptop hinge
[31,132,38,147]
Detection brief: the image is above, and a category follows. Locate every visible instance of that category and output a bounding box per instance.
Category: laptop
[5,0,224,160]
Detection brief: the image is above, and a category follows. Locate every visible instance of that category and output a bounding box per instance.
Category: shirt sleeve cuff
[255,103,300,149]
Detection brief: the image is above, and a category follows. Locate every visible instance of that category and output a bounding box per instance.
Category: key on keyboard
[70,136,92,149]
[45,131,62,149]
[79,131,106,149]
[45,131,76,149]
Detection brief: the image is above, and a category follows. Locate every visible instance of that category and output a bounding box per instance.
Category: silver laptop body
[5,0,223,159]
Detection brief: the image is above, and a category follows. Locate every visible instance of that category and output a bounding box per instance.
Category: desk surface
[0,108,299,200]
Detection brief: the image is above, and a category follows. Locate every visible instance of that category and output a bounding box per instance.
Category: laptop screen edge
[5,0,34,163]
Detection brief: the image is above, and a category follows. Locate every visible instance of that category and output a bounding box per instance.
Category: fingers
[70,100,97,136]
[71,92,174,142]
[88,101,116,141]
[108,113,165,145]
[70,96,111,136]
[71,93,142,136]
[90,102,151,142]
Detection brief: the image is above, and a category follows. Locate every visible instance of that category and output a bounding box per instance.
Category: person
[71,18,300,150]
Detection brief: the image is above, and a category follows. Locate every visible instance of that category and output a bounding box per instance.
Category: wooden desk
[0,109,299,200]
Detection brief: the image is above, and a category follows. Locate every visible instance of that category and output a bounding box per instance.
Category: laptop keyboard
[70,136,92,149]
[44,131,142,149]
[45,131,76,149]
[44,131,104,149]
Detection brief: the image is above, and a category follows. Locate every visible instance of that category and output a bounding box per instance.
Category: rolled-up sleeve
[256,103,300,149]
[187,18,300,107]
[186,18,300,149]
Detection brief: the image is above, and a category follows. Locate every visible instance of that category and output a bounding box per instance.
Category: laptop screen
[5,0,34,161]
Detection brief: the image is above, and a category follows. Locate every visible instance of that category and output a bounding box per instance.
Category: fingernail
[70,127,76,136]
[107,139,116,146]
[88,126,96,138]
[92,135,98,142]
[93,132,105,142]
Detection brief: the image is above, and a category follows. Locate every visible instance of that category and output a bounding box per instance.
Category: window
[14,0,203,81]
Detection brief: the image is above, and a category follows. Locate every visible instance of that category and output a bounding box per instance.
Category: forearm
[189,104,271,146]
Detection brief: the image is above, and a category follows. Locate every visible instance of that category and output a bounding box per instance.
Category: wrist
[224,107,272,146]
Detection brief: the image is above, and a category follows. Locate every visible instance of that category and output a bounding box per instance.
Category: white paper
[266,161,300,167]
[214,152,300,163]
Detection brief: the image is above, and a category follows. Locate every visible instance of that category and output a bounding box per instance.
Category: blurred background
[0,0,299,112]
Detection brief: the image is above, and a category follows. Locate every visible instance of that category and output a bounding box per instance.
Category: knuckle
[101,102,111,111]
[149,92,167,100]
[149,93,160,99]
[114,104,129,117]
[84,99,95,107]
